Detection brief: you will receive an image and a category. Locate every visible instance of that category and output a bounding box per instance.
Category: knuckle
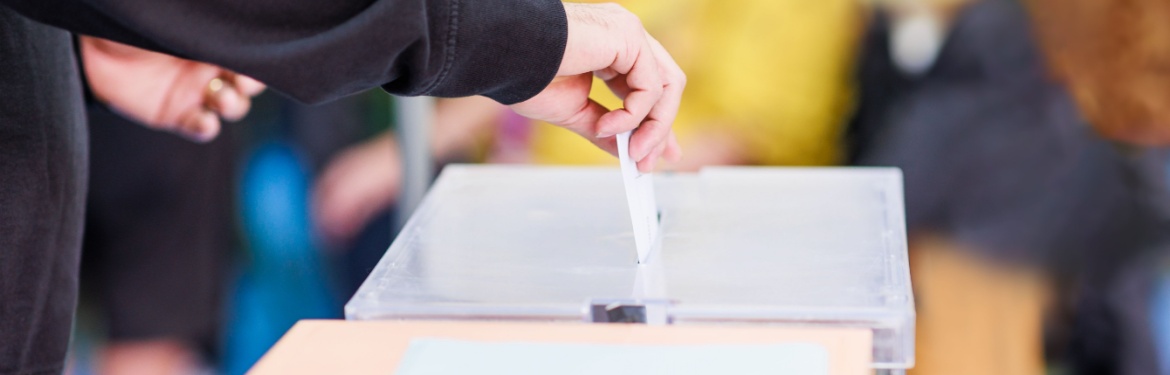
[607,6,642,30]
[658,122,673,136]
[627,12,644,28]
[627,14,645,31]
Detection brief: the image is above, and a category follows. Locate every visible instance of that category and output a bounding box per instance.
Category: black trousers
[0,8,88,375]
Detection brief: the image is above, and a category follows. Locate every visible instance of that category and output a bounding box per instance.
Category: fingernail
[191,130,216,143]
[596,131,615,138]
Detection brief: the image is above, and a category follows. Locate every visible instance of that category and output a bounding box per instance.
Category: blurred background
[66,0,1170,374]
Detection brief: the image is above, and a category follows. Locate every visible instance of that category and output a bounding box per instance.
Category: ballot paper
[394,339,830,375]
[616,131,660,264]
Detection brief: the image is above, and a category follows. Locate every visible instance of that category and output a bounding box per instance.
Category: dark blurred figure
[850,0,1170,373]
[81,100,237,374]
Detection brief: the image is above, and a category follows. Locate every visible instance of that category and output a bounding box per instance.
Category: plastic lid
[346,165,914,369]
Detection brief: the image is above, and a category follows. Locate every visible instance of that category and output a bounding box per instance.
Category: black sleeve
[2,0,567,104]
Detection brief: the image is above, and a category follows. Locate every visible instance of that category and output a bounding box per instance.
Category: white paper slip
[616,131,660,264]
[394,339,830,375]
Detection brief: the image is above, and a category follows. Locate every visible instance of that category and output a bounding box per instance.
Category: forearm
[3,0,566,104]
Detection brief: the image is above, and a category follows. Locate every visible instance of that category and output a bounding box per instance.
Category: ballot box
[343,165,915,372]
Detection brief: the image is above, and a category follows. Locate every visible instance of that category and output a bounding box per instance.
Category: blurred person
[79,103,233,375]
[81,37,368,375]
[1023,1,1170,373]
[849,0,1170,373]
[76,37,255,375]
[313,96,505,246]
[0,2,686,374]
[304,96,509,309]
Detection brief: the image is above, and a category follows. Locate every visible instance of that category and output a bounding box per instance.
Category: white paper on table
[616,131,660,264]
[395,339,830,375]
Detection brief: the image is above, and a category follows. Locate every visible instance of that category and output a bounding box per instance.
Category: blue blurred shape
[223,141,338,375]
[1152,271,1170,375]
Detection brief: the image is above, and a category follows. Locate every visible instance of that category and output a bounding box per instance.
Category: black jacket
[4,0,568,104]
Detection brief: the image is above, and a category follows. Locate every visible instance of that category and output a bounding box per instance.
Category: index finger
[629,34,686,168]
[596,38,664,138]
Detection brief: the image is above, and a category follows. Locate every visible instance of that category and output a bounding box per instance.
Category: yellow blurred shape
[910,234,1048,375]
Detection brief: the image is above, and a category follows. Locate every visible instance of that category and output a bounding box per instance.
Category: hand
[510,3,685,172]
[312,134,402,244]
[312,97,500,246]
[79,36,265,142]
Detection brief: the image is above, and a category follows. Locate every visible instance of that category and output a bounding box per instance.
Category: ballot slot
[590,303,645,323]
[346,165,915,370]
[587,299,673,325]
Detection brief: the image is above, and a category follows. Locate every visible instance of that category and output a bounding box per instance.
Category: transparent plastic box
[346,165,914,369]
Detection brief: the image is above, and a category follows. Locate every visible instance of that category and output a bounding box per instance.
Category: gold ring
[207,77,225,95]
